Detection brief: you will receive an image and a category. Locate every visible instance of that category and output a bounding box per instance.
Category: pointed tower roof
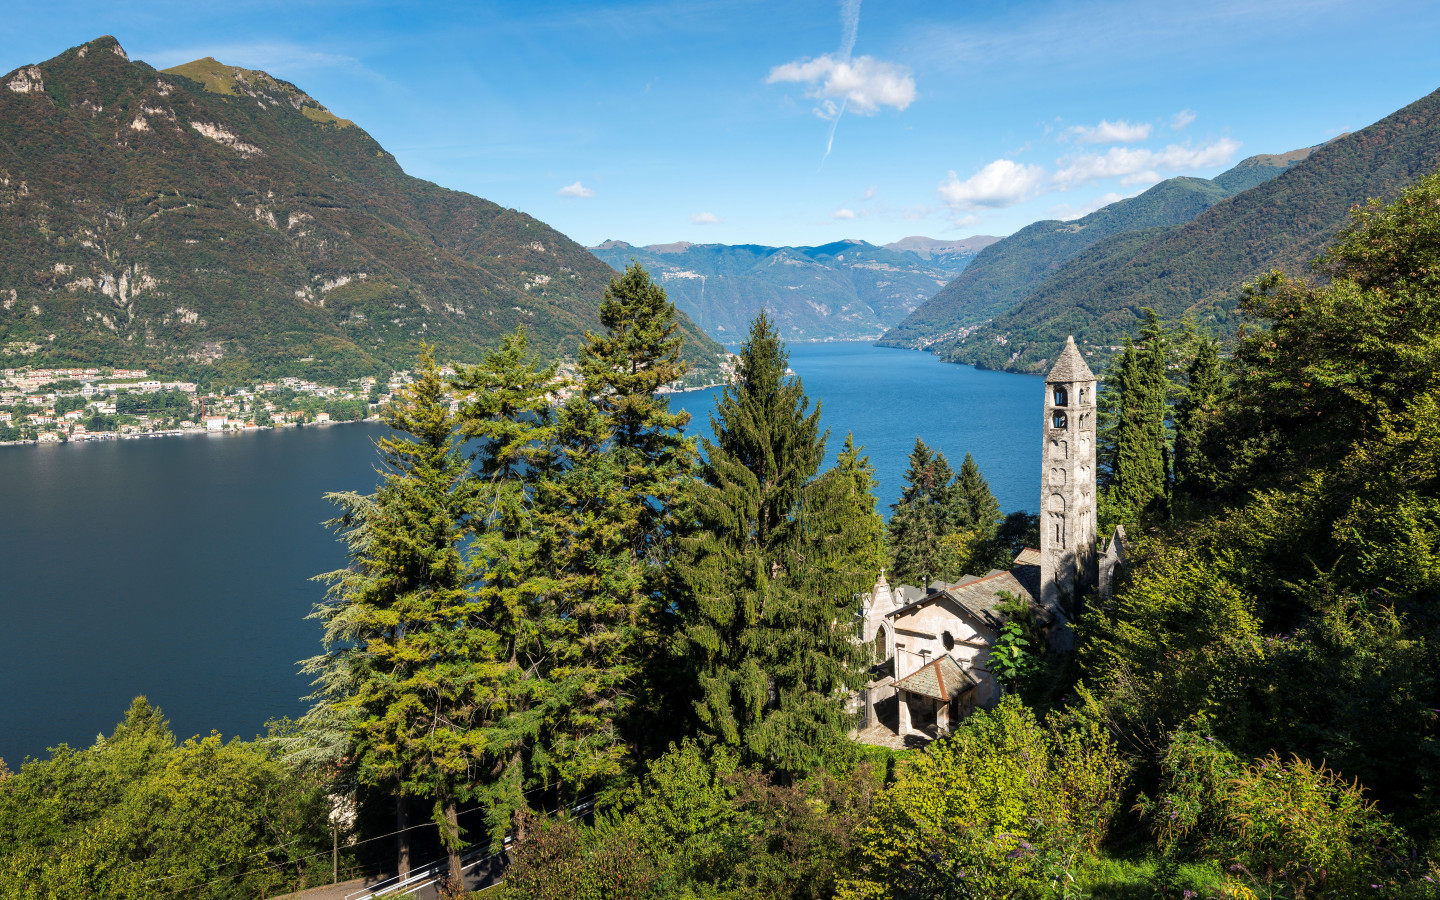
[1046,335,1095,383]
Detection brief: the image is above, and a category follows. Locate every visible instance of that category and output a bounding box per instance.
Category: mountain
[879,149,1316,350]
[588,237,996,343]
[0,38,724,385]
[937,88,1440,373]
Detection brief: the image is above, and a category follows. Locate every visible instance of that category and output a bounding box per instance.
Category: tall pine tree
[1105,309,1170,523]
[887,438,962,585]
[671,312,870,774]
[1172,336,1224,511]
[530,264,694,796]
[308,346,491,878]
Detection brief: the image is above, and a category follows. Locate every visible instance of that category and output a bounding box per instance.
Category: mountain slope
[941,88,1440,373]
[0,37,724,384]
[879,150,1313,349]
[589,237,995,342]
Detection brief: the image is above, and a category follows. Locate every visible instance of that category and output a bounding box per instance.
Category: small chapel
[853,336,1126,747]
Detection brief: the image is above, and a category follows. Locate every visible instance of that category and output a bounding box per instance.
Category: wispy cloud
[558,181,596,198]
[691,211,723,225]
[938,160,1047,212]
[1170,109,1197,130]
[831,208,858,219]
[1067,119,1152,144]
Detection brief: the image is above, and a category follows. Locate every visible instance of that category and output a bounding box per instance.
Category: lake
[0,342,1040,765]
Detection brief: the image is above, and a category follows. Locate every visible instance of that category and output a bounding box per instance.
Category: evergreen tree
[308,346,489,877]
[671,312,870,774]
[1172,336,1223,510]
[449,329,559,846]
[1106,310,1170,523]
[953,451,1003,533]
[531,264,694,796]
[887,438,961,585]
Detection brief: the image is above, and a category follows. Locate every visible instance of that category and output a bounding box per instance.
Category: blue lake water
[0,342,1040,765]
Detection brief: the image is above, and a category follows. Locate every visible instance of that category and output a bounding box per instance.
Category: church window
[1052,411,1067,428]
[1052,514,1066,547]
[1050,467,1066,486]
[1053,386,1068,406]
[1049,493,1066,512]
[1051,439,1068,459]
[942,631,955,651]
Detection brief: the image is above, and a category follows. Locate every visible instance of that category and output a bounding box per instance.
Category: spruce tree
[449,329,559,846]
[671,312,869,774]
[953,451,1003,533]
[531,264,694,795]
[308,346,490,878]
[1107,310,1170,523]
[887,438,960,585]
[1172,336,1223,510]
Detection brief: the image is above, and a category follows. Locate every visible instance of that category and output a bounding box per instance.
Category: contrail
[821,0,862,167]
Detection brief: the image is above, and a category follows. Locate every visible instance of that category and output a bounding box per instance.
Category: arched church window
[1052,514,1066,547]
[1079,387,1088,405]
[1053,386,1068,406]
[1051,439,1068,459]
[942,631,955,651]
[1049,493,1066,512]
[1052,411,1067,428]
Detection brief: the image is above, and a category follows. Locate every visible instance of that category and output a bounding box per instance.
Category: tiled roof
[1047,335,1095,383]
[887,568,1050,628]
[1013,547,1042,567]
[894,654,975,701]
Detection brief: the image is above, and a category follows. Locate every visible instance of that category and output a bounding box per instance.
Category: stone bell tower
[1040,335,1098,612]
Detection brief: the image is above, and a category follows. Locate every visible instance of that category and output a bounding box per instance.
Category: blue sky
[4,0,1440,248]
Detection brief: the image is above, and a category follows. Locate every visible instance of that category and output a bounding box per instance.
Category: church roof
[894,654,975,702]
[1047,335,1095,383]
[887,569,1052,629]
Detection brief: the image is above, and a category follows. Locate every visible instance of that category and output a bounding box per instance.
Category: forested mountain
[589,236,997,342]
[0,37,724,385]
[879,149,1313,350]
[935,86,1440,373]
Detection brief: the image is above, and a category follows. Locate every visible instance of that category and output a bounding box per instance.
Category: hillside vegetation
[878,151,1311,350]
[590,237,996,343]
[0,37,724,385]
[937,87,1440,373]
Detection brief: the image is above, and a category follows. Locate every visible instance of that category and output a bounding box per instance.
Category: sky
[4,0,1440,248]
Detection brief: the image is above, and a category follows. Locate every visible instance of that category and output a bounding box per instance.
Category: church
[854,336,1126,747]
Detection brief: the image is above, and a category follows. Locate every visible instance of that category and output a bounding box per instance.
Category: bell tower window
[1052,411,1068,428]
[1053,386,1068,406]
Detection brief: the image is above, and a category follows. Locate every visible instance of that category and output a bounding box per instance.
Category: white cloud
[766,54,916,116]
[1067,119,1152,144]
[558,181,595,198]
[1052,138,1241,189]
[1170,109,1197,131]
[938,159,1046,211]
[691,212,723,225]
[863,185,877,200]
[831,208,857,219]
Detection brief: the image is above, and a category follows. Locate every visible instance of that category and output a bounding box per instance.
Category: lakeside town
[0,366,403,445]
[0,358,735,446]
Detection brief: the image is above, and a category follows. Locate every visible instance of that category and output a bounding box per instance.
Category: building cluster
[0,366,418,445]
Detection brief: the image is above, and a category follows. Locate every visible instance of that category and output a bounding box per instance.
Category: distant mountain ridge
[934,88,1440,373]
[879,148,1319,350]
[0,37,724,384]
[589,236,998,343]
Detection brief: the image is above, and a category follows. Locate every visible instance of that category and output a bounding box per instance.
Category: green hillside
[879,152,1309,350]
[589,237,994,342]
[0,37,724,385]
[939,87,1440,373]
